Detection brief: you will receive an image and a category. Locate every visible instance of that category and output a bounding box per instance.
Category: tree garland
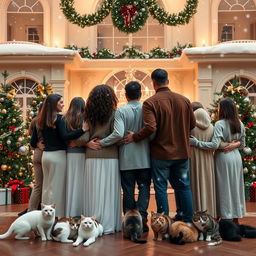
[111,0,148,33]
[148,0,199,26]
[60,0,198,33]
[60,0,113,28]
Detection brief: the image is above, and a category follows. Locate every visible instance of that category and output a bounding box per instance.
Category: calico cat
[150,212,173,241]
[52,216,81,243]
[169,221,198,245]
[122,209,147,244]
[0,204,55,241]
[219,219,256,241]
[192,210,222,246]
[73,216,103,247]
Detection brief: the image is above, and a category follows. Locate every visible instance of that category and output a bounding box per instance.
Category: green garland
[60,0,198,33]
[111,0,148,33]
[148,0,199,26]
[60,0,113,28]
[65,43,192,59]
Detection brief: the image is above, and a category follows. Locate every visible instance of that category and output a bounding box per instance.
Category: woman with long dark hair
[190,98,246,222]
[75,85,122,234]
[30,94,87,217]
[64,97,87,217]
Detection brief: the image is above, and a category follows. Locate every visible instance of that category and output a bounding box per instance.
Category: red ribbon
[7,180,24,194]
[253,182,256,189]
[121,5,137,28]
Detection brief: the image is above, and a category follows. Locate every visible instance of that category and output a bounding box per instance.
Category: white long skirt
[65,153,86,217]
[42,150,66,217]
[84,158,122,234]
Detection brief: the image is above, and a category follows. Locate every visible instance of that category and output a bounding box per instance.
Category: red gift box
[13,187,29,204]
[249,182,256,202]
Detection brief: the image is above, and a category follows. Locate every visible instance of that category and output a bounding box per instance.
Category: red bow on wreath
[7,180,24,194]
[121,5,137,28]
[253,182,256,189]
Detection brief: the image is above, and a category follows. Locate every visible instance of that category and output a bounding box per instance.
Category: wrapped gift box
[13,187,29,204]
[0,188,12,205]
[249,183,256,202]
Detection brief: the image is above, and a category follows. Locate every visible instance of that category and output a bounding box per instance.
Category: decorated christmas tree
[26,76,52,127]
[209,77,256,184]
[0,71,33,187]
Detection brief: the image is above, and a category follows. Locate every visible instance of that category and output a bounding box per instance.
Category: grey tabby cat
[192,210,222,246]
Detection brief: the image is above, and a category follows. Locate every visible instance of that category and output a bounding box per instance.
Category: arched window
[96,1,165,52]
[11,78,38,118]
[218,0,256,42]
[7,0,44,44]
[223,76,256,104]
[105,70,154,106]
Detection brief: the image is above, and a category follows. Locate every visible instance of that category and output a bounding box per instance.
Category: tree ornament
[252,166,256,171]
[18,146,29,155]
[243,147,252,155]
[6,139,11,145]
[1,165,8,171]
[18,137,24,142]
[253,112,256,119]
[1,109,7,114]
[252,174,256,179]
[0,98,4,102]
[12,118,16,123]
[29,111,35,117]
[243,167,248,174]
[18,172,23,177]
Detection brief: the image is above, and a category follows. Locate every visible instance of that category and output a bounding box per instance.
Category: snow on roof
[184,41,256,55]
[0,42,75,56]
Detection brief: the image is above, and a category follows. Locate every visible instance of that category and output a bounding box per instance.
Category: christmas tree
[209,76,256,184]
[26,76,52,128]
[0,71,33,187]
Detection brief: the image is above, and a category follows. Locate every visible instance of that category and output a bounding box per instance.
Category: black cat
[219,219,256,241]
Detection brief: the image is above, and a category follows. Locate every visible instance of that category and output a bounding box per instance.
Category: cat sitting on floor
[0,204,55,241]
[73,216,103,247]
[122,209,147,244]
[192,210,222,246]
[52,216,81,243]
[219,219,256,241]
[169,221,198,245]
[150,212,173,241]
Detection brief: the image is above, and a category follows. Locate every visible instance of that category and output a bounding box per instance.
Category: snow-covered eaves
[0,42,76,64]
[184,41,256,63]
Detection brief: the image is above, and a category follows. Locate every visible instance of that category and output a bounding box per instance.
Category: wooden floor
[0,194,256,256]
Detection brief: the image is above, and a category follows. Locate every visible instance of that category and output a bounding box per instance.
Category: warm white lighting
[202,40,206,46]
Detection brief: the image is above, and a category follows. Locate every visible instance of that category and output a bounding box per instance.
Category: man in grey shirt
[98,81,151,231]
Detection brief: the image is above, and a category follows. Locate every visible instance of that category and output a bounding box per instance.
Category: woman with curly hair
[75,85,122,234]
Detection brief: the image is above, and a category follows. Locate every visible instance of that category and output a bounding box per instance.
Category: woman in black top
[30,94,87,217]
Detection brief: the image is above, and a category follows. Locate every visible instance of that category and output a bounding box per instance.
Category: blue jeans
[151,158,193,223]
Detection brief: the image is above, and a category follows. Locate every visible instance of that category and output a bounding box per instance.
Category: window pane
[148,25,164,37]
[148,37,164,49]
[114,38,130,52]
[97,38,113,50]
[19,6,32,12]
[98,25,113,37]
[132,38,147,52]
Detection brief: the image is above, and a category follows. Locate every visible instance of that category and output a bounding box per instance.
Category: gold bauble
[12,118,16,123]
[6,94,13,100]
[1,164,8,171]
[7,166,11,170]
[18,172,23,177]
[1,109,7,114]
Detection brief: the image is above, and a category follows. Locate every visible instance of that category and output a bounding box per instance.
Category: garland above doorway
[60,0,199,33]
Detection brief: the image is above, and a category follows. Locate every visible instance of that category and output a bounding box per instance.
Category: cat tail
[52,228,63,241]
[170,232,185,245]
[130,232,147,244]
[207,236,222,246]
[0,223,14,239]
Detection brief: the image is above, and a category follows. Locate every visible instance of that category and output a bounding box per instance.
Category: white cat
[52,216,80,243]
[73,216,103,247]
[0,204,55,241]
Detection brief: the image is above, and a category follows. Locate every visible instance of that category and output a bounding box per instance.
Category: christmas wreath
[148,0,198,26]
[111,0,148,33]
[60,0,113,28]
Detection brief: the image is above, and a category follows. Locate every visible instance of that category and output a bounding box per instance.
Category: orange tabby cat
[169,221,198,245]
[150,212,173,241]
